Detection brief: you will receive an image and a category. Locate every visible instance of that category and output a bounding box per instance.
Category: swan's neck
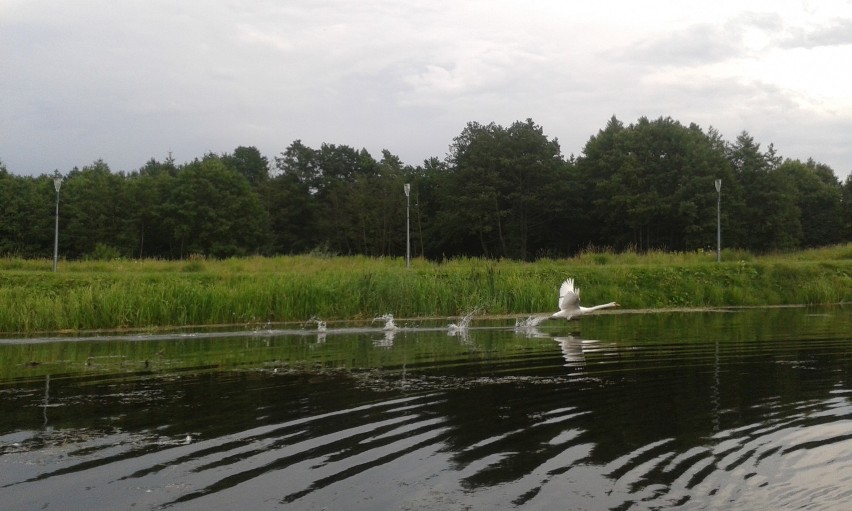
[581,302,618,313]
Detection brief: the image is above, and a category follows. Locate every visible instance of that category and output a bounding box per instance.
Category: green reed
[0,245,849,333]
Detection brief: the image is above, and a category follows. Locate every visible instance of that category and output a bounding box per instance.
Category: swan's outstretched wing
[558,278,581,312]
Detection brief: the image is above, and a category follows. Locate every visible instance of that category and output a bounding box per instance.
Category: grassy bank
[1,245,849,334]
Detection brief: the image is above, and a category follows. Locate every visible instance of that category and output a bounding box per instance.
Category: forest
[2,116,851,261]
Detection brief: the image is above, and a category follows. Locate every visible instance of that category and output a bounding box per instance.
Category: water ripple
[1,307,849,510]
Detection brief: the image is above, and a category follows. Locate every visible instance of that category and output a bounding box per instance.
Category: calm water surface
[0,306,850,510]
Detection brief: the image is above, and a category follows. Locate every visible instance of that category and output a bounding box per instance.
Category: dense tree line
[1,116,850,260]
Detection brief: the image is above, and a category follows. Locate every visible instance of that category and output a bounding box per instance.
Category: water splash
[447,316,470,334]
[515,315,548,328]
[447,324,467,344]
[372,315,399,348]
[303,317,327,332]
[303,317,327,343]
[448,308,481,336]
[373,314,399,331]
[512,315,550,339]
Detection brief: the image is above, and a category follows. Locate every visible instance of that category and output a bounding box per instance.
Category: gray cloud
[1,1,850,178]
[622,11,789,67]
[778,18,852,48]
[624,23,746,67]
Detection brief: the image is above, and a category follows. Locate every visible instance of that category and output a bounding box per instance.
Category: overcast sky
[2,0,851,179]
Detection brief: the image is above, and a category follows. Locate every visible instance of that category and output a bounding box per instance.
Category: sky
[2,0,852,179]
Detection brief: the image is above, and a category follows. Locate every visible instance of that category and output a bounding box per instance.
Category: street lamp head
[714,179,721,193]
[53,170,63,193]
[404,183,410,197]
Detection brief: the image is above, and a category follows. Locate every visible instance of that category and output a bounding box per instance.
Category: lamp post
[404,183,411,268]
[53,170,63,272]
[715,178,721,263]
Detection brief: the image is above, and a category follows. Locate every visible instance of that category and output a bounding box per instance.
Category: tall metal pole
[715,179,721,263]
[53,171,63,272]
[404,183,411,268]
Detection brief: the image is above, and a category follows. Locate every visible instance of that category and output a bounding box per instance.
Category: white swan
[550,278,619,321]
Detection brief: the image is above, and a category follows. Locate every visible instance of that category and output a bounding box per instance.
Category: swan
[550,278,619,320]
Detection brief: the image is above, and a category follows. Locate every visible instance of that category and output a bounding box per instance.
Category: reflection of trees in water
[2,307,849,508]
[432,324,851,503]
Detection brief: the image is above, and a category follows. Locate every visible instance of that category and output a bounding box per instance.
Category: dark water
[1,306,850,510]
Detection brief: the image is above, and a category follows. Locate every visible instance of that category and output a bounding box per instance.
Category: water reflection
[0,306,849,510]
[373,329,396,349]
[555,335,591,370]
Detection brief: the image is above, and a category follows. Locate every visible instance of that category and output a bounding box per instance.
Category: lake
[1,306,850,510]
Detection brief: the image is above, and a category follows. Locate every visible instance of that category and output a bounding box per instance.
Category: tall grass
[0,245,849,333]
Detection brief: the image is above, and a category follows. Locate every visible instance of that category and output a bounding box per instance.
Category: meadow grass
[0,245,849,334]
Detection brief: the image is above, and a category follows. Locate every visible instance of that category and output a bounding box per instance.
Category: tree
[436,119,567,259]
[843,174,852,241]
[574,115,631,249]
[275,140,318,188]
[166,157,269,258]
[222,146,270,189]
[727,133,801,251]
[61,160,131,258]
[274,141,381,255]
[347,150,408,256]
[0,165,57,257]
[411,157,450,259]
[4,116,848,261]
[126,158,178,258]
[263,172,316,254]
[776,159,844,248]
[500,119,569,259]
[576,117,735,252]
[667,123,742,251]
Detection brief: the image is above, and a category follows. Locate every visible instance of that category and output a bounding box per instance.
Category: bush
[89,243,122,261]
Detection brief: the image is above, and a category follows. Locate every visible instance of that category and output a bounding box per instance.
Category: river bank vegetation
[1,245,849,334]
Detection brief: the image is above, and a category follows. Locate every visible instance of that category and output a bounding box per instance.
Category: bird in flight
[550,278,619,321]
